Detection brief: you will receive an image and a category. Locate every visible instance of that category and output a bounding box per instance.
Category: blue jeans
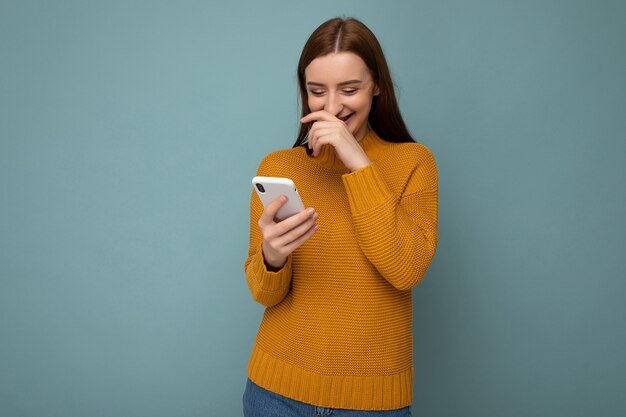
[242,378,412,417]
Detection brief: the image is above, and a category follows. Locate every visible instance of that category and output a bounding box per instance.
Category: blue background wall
[1,1,625,416]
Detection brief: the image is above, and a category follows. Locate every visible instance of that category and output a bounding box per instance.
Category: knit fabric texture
[244,129,438,410]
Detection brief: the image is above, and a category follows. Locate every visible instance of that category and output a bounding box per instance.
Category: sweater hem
[247,344,413,410]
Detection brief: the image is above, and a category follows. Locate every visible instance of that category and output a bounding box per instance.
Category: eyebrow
[306,79,363,87]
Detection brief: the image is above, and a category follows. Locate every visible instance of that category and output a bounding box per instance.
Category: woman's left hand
[301,110,371,172]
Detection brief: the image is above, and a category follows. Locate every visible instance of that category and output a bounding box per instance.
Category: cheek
[307,96,324,111]
[353,95,372,111]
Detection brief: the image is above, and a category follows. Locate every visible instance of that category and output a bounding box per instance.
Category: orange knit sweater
[244,129,438,410]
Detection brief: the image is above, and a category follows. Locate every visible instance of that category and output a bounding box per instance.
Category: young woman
[243,16,438,417]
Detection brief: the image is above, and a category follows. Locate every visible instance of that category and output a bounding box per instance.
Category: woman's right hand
[258,195,319,270]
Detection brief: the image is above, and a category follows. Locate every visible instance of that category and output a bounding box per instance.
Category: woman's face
[304,52,379,142]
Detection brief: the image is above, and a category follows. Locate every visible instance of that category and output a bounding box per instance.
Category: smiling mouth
[338,113,354,122]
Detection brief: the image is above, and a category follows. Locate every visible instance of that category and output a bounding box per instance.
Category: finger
[313,141,333,158]
[274,213,318,247]
[282,222,320,254]
[308,130,315,152]
[265,218,318,261]
[259,195,287,226]
[308,129,336,156]
[308,120,343,130]
[307,123,341,142]
[300,110,340,124]
[274,207,316,236]
[308,123,339,150]
[308,127,337,143]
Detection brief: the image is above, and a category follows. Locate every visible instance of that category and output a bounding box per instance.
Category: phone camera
[256,183,265,193]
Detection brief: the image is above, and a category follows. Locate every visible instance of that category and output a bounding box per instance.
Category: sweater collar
[307,129,388,172]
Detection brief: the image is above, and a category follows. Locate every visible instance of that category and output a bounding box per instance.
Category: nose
[323,92,343,117]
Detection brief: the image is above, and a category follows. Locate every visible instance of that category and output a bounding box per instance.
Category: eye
[309,90,325,96]
[343,89,358,95]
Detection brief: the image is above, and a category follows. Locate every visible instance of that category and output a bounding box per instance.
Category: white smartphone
[252,176,305,221]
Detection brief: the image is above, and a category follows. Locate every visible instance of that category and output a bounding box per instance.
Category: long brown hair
[293,17,415,151]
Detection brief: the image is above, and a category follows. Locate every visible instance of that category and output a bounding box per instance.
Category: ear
[373,84,380,96]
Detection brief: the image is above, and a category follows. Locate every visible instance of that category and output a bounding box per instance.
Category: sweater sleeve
[341,146,438,291]
[243,181,293,307]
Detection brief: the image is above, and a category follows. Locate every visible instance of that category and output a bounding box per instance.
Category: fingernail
[306,208,315,215]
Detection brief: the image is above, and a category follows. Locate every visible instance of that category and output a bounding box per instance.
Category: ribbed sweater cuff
[251,241,292,292]
[342,162,392,215]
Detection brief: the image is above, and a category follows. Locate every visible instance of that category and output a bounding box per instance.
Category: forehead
[305,52,371,83]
